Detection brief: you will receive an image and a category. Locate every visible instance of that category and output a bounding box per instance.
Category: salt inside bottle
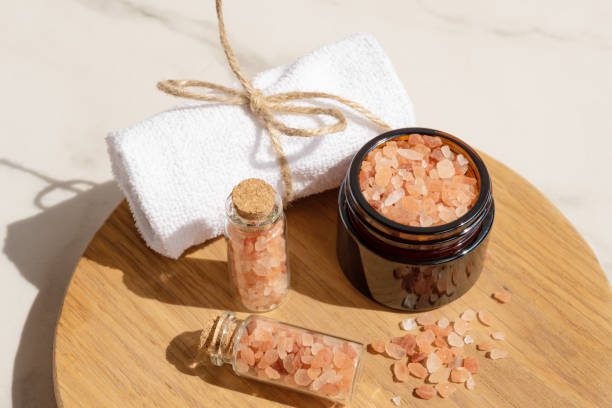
[225,178,289,312]
[200,312,364,403]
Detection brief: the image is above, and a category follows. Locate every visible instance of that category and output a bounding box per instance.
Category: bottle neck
[204,312,243,366]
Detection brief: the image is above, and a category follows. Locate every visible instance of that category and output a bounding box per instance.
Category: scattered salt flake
[416,312,436,326]
[477,342,494,352]
[385,342,407,360]
[400,318,417,331]
[450,367,470,383]
[408,362,428,379]
[465,375,476,390]
[435,382,457,398]
[390,395,401,406]
[426,352,442,373]
[491,331,506,341]
[488,349,508,360]
[428,367,450,384]
[492,290,512,303]
[461,309,476,321]
[477,310,493,326]
[414,385,436,400]
[463,335,474,345]
[437,317,449,329]
[447,332,464,348]
[370,340,386,354]
[453,318,469,335]
[462,356,480,374]
[393,360,410,382]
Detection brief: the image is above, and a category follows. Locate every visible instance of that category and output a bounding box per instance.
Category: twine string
[157,0,391,204]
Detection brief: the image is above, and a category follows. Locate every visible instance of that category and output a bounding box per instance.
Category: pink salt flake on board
[414,385,436,400]
[477,310,493,327]
[492,290,512,303]
[416,312,436,326]
[369,339,386,354]
[393,360,410,382]
[491,331,506,341]
[453,318,470,335]
[488,349,508,360]
[385,342,407,360]
[461,309,476,322]
[408,362,428,379]
[450,367,470,383]
[436,382,457,398]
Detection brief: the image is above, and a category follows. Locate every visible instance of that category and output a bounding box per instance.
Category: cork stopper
[231,178,276,220]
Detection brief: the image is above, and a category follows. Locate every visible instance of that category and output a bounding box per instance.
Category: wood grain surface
[54,154,612,407]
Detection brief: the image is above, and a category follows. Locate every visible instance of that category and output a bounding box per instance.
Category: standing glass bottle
[202,312,363,403]
[225,178,289,312]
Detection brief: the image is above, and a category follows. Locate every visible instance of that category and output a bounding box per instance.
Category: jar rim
[347,127,492,238]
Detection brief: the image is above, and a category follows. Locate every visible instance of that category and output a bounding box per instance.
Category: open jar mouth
[346,127,492,245]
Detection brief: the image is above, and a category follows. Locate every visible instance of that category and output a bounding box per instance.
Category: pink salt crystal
[428,367,451,384]
[301,333,314,347]
[441,145,453,159]
[422,135,443,148]
[453,319,469,335]
[385,342,407,360]
[311,348,333,369]
[419,214,434,227]
[374,166,392,187]
[408,133,424,145]
[465,375,476,390]
[307,367,322,380]
[491,331,506,341]
[426,352,442,373]
[264,366,281,380]
[311,342,324,355]
[384,189,405,207]
[457,154,469,166]
[416,312,436,326]
[333,350,348,369]
[397,148,423,161]
[477,310,493,327]
[488,349,508,360]
[447,332,464,348]
[294,369,312,386]
[437,317,450,329]
[235,359,249,374]
[436,159,456,179]
[461,309,476,321]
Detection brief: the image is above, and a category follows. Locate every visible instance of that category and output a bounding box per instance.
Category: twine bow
[157,0,391,204]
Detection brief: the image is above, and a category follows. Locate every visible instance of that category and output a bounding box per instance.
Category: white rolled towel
[107,33,415,258]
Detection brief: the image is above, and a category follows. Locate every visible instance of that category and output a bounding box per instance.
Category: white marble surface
[1,0,610,406]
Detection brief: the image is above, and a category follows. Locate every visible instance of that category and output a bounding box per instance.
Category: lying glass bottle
[201,312,363,403]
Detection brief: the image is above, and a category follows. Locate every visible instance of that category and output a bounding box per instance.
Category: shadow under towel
[107,33,415,259]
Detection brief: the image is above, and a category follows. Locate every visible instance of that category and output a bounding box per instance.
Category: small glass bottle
[202,312,363,403]
[225,178,289,312]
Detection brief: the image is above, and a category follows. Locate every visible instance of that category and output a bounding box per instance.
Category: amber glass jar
[202,312,363,403]
[337,128,494,311]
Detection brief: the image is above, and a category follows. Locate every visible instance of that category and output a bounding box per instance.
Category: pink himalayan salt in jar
[337,128,494,311]
[202,312,363,403]
[225,179,289,312]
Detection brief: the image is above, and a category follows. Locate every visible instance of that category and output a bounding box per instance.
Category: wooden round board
[54,154,612,407]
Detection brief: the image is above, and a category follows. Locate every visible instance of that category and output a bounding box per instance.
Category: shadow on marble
[1,159,122,408]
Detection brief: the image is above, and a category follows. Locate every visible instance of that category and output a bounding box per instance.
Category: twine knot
[157,0,391,204]
[246,88,268,117]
